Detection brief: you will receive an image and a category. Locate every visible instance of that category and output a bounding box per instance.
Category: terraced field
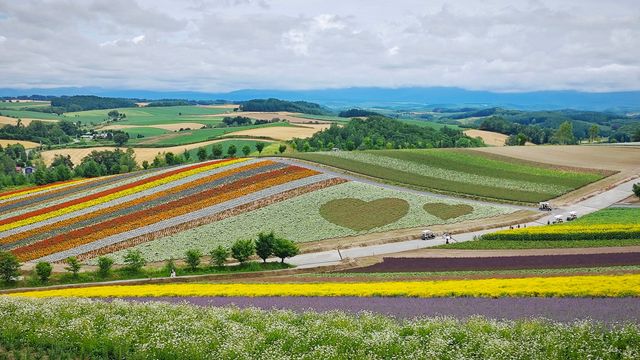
[105,181,513,263]
[289,149,606,203]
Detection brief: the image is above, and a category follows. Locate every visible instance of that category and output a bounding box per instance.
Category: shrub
[163,258,176,275]
[231,239,255,264]
[123,250,146,273]
[634,183,640,199]
[272,238,299,263]
[210,246,229,268]
[185,249,202,271]
[64,257,81,278]
[255,232,276,263]
[35,262,52,283]
[0,251,20,284]
[97,256,114,278]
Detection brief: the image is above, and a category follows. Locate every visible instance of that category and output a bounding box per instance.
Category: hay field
[203,111,332,124]
[39,137,273,165]
[0,140,40,149]
[0,116,58,126]
[101,123,206,132]
[226,123,330,140]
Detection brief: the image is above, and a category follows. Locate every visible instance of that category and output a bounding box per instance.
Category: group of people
[509,224,526,230]
[443,232,454,244]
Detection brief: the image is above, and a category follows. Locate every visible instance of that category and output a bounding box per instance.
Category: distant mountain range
[1,86,639,112]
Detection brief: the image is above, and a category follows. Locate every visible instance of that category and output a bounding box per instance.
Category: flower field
[289,149,605,203]
[1,298,637,359]
[105,181,514,263]
[482,208,640,241]
[0,158,354,262]
[10,273,640,298]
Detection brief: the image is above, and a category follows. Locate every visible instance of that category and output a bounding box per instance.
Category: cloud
[0,0,638,92]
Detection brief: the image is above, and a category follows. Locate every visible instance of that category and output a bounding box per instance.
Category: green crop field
[64,105,233,125]
[398,118,461,129]
[0,109,62,120]
[0,101,49,109]
[128,122,291,146]
[121,127,170,139]
[288,149,604,203]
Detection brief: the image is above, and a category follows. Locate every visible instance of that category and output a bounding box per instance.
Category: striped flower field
[0,158,342,262]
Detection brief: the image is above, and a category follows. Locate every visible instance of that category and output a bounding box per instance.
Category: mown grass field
[289,149,604,203]
[0,101,49,109]
[65,105,232,125]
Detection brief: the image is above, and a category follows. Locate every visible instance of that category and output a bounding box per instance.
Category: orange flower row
[14,166,318,261]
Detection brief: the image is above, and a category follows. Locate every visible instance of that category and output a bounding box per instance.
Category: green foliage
[0,119,80,145]
[231,239,255,264]
[51,95,136,112]
[197,147,208,161]
[112,132,129,146]
[75,148,137,177]
[255,232,276,263]
[240,98,328,115]
[634,183,640,199]
[278,144,287,153]
[34,261,52,283]
[339,108,382,117]
[227,144,237,157]
[272,237,300,263]
[184,249,203,271]
[210,246,230,267]
[242,145,251,156]
[0,251,20,284]
[64,257,81,278]
[551,121,576,145]
[256,142,265,154]
[123,249,146,273]
[291,117,483,152]
[97,256,114,278]
[211,144,223,158]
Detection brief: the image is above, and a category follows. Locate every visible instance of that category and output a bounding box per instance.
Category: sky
[0,0,639,93]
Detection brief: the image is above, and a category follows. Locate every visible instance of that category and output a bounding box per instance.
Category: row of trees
[0,119,81,145]
[0,233,299,286]
[240,98,327,115]
[290,116,484,152]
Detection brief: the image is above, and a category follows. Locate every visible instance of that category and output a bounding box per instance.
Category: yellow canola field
[9,274,640,298]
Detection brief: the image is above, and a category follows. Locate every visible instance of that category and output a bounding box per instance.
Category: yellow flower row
[9,273,640,298]
[0,158,248,232]
[0,178,89,202]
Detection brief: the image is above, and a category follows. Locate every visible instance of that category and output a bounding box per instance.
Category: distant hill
[2,87,640,111]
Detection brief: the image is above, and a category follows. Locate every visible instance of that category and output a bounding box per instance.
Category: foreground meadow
[0,298,638,359]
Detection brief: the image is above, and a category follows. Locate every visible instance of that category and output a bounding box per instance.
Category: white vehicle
[421,230,435,240]
[539,202,552,211]
[552,215,564,224]
[566,211,578,221]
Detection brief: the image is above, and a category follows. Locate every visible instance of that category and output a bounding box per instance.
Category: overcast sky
[0,0,638,92]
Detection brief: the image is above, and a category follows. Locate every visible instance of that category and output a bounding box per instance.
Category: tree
[185,249,202,271]
[278,144,287,154]
[35,261,53,283]
[64,257,81,278]
[242,145,251,156]
[197,147,208,161]
[113,132,129,147]
[231,239,255,264]
[227,144,237,157]
[183,149,191,161]
[97,256,114,278]
[551,121,575,145]
[633,129,640,142]
[142,160,149,170]
[0,251,20,284]
[210,246,230,267]
[255,232,275,263]
[589,125,600,143]
[211,144,223,159]
[123,249,146,273]
[272,237,299,263]
[107,110,120,119]
[634,183,640,199]
[255,142,265,154]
